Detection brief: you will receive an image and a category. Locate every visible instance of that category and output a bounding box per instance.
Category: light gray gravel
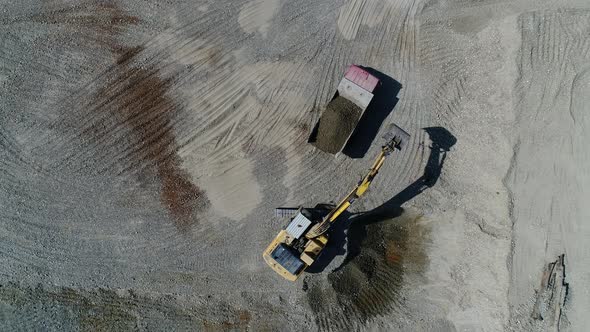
[1,0,589,330]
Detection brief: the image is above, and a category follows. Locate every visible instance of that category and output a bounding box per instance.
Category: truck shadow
[342,67,402,159]
[307,126,456,274]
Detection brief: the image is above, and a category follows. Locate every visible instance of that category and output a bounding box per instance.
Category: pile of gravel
[312,96,362,154]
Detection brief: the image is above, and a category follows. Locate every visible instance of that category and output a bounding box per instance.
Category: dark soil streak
[103,47,207,232]
[45,0,209,231]
[116,46,143,65]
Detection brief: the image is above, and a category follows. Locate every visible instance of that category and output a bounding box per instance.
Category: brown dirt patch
[61,1,209,231]
[100,48,208,232]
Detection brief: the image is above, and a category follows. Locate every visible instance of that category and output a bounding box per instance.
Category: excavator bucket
[382,123,410,150]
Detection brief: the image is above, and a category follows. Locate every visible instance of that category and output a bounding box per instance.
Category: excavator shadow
[342,67,402,159]
[307,126,456,274]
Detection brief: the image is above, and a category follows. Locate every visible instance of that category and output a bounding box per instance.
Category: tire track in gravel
[417,4,521,329]
[0,281,291,331]
[145,1,431,326]
[99,47,210,232]
[508,10,590,330]
[3,0,437,327]
[294,0,432,330]
[287,0,426,204]
[15,1,212,232]
[306,210,430,331]
[0,2,168,279]
[38,5,242,160]
[38,0,374,223]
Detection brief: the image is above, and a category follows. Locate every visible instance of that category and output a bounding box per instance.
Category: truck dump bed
[308,65,379,154]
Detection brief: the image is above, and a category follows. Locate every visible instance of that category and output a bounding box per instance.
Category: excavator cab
[263,208,328,281]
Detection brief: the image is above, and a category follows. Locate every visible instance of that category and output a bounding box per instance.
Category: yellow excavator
[262,124,409,281]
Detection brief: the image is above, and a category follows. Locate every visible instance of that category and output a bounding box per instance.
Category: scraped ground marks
[174,56,317,221]
[14,2,275,228]
[508,10,590,329]
[337,0,422,41]
[0,1,222,282]
[1,0,336,253]
[305,210,431,331]
[126,7,325,222]
[0,282,291,331]
[0,0,525,329]
[29,2,211,232]
[1,0,420,294]
[164,2,437,329]
[238,0,280,38]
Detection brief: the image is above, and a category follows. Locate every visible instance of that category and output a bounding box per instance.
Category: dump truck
[263,125,410,281]
[308,65,380,154]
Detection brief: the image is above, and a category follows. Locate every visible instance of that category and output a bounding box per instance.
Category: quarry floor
[1,0,589,330]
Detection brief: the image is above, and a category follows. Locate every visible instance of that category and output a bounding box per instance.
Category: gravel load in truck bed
[312,96,362,154]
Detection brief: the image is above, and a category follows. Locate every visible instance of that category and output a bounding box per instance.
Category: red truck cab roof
[344,65,379,93]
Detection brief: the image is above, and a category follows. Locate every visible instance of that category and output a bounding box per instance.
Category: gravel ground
[1,0,589,331]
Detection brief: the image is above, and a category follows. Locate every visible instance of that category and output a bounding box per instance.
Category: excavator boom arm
[305,144,397,239]
[326,151,387,222]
